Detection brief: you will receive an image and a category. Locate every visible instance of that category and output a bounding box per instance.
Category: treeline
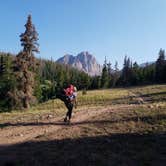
[38,49,166,92]
[95,48,166,89]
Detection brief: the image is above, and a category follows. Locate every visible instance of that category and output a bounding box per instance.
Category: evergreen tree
[112,61,120,87]
[12,15,39,109]
[107,61,112,87]
[155,49,166,83]
[101,57,109,88]
[0,54,16,110]
[121,56,133,86]
[131,62,139,85]
[20,15,39,54]
[90,76,101,89]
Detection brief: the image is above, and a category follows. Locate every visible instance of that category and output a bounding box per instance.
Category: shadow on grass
[140,91,166,102]
[1,113,166,128]
[140,91,166,97]
[0,133,165,166]
[111,91,166,104]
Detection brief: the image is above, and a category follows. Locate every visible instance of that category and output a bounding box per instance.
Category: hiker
[56,84,77,123]
[63,84,77,122]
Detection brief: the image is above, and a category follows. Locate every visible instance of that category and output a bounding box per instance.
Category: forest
[0,15,166,111]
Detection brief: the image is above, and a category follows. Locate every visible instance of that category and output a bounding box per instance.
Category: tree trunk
[23,96,30,109]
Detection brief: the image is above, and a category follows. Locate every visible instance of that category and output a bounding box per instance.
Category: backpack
[64,84,74,96]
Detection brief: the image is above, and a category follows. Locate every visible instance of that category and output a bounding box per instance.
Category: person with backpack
[63,84,77,122]
[56,84,77,123]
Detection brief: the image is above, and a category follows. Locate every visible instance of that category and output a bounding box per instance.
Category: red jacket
[64,85,74,96]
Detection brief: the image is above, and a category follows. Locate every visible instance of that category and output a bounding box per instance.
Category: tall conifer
[14,15,39,109]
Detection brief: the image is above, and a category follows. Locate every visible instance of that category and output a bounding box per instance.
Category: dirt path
[0,103,165,166]
[0,104,137,146]
[0,106,111,145]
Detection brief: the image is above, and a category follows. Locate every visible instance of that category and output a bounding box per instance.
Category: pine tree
[112,61,120,87]
[90,76,101,89]
[13,15,39,109]
[131,62,140,85]
[20,15,39,54]
[107,61,112,87]
[0,53,16,109]
[101,57,109,88]
[121,56,133,86]
[155,49,166,83]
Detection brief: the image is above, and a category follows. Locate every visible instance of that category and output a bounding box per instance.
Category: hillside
[56,51,102,76]
[0,84,166,166]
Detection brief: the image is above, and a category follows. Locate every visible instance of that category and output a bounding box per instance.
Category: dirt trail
[0,104,136,146]
[0,106,114,145]
[0,103,165,166]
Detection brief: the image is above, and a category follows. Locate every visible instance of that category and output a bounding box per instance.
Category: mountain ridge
[56,51,102,76]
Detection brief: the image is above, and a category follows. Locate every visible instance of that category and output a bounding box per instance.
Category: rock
[56,51,102,76]
[137,97,144,104]
[19,134,24,137]
[148,105,154,109]
[47,114,53,119]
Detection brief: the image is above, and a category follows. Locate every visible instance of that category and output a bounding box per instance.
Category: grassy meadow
[0,84,166,126]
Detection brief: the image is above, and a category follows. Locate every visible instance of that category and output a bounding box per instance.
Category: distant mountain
[139,61,155,68]
[56,51,102,76]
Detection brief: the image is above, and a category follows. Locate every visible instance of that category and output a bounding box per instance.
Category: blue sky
[0,0,166,68]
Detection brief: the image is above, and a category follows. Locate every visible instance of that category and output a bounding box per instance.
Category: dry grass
[0,84,166,124]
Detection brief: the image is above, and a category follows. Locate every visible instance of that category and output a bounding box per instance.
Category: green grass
[0,84,166,124]
[77,88,129,106]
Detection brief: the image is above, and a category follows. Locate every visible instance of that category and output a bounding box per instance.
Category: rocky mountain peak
[56,52,102,76]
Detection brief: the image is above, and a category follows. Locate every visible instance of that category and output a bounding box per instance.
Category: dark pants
[65,102,73,120]
[56,93,74,120]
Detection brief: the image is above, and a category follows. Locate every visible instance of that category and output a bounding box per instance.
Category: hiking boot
[64,117,67,122]
[67,119,71,125]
